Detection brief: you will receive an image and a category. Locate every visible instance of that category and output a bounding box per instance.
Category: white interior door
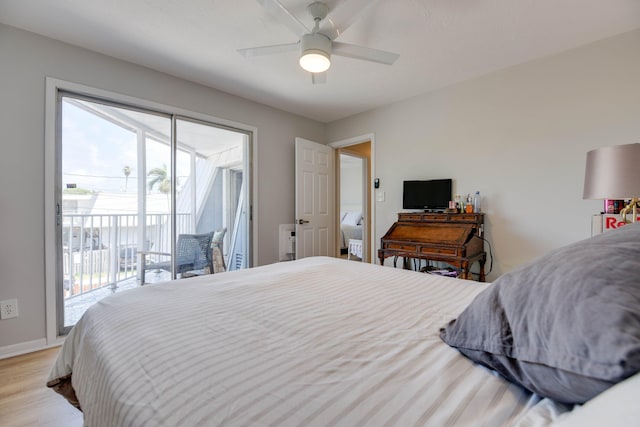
[295,137,334,259]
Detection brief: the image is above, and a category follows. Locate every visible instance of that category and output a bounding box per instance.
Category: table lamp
[583,143,640,223]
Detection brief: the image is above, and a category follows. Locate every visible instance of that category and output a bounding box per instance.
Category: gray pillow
[440,222,640,404]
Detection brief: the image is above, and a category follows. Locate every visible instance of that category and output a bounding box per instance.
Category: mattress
[48,257,567,426]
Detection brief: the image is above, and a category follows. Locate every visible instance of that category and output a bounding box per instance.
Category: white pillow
[550,372,640,427]
[342,211,362,227]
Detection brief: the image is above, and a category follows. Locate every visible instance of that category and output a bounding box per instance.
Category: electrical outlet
[0,299,18,320]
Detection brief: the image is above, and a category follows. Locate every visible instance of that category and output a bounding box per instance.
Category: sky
[62,99,189,194]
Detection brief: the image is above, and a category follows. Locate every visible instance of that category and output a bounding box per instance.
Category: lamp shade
[583,143,640,199]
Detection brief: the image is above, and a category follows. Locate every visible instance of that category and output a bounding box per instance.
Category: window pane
[60,96,171,328]
[174,118,247,274]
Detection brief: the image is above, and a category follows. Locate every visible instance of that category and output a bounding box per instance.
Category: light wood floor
[0,347,83,426]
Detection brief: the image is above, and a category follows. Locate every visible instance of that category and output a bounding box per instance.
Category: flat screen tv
[403,179,452,211]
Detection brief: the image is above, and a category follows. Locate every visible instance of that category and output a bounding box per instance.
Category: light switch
[376,191,385,202]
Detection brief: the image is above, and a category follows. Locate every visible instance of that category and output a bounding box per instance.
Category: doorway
[336,141,371,263]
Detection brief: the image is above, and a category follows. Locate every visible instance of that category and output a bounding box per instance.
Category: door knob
[297,219,309,224]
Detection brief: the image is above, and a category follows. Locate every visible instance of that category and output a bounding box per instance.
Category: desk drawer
[420,246,459,256]
[397,214,425,222]
[387,243,418,251]
[397,212,483,224]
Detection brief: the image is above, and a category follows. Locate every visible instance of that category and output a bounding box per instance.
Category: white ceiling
[1,0,639,123]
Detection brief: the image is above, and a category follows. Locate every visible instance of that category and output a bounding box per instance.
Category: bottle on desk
[473,191,481,213]
[465,194,474,213]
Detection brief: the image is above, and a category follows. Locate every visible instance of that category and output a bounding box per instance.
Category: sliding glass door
[173,118,249,273]
[56,92,251,335]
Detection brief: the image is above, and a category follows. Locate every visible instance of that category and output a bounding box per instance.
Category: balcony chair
[211,227,227,273]
[119,240,152,271]
[139,231,214,284]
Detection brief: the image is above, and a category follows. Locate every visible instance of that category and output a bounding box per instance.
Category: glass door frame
[55,91,175,336]
[44,78,255,344]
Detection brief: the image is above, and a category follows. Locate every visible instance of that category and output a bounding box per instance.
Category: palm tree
[147,164,171,200]
[123,165,131,192]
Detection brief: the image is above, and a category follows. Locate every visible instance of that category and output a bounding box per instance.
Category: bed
[47,224,640,427]
[339,210,363,251]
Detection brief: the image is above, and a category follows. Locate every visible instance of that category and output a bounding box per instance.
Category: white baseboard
[0,338,63,359]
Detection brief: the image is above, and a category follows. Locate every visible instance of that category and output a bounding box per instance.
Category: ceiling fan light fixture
[300,50,331,73]
[299,32,331,73]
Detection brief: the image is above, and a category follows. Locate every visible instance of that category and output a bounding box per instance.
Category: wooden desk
[378,212,486,281]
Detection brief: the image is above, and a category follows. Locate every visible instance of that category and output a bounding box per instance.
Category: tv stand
[378,212,486,281]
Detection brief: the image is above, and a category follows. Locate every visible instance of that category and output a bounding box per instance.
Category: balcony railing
[63,213,192,299]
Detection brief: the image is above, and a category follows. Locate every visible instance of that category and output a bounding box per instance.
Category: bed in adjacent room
[47,223,640,426]
[340,210,363,251]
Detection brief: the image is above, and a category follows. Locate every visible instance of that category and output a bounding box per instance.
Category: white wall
[327,29,640,280]
[0,24,324,350]
[340,155,363,213]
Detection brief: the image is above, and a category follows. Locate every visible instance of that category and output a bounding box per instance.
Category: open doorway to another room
[337,141,371,262]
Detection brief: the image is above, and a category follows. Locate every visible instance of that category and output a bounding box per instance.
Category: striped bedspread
[48,257,565,426]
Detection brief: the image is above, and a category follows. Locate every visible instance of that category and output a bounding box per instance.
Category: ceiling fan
[238,0,400,84]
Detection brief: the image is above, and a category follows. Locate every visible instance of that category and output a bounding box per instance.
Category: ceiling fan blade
[256,0,309,38]
[319,0,382,40]
[311,72,327,84]
[332,41,399,65]
[237,42,299,58]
